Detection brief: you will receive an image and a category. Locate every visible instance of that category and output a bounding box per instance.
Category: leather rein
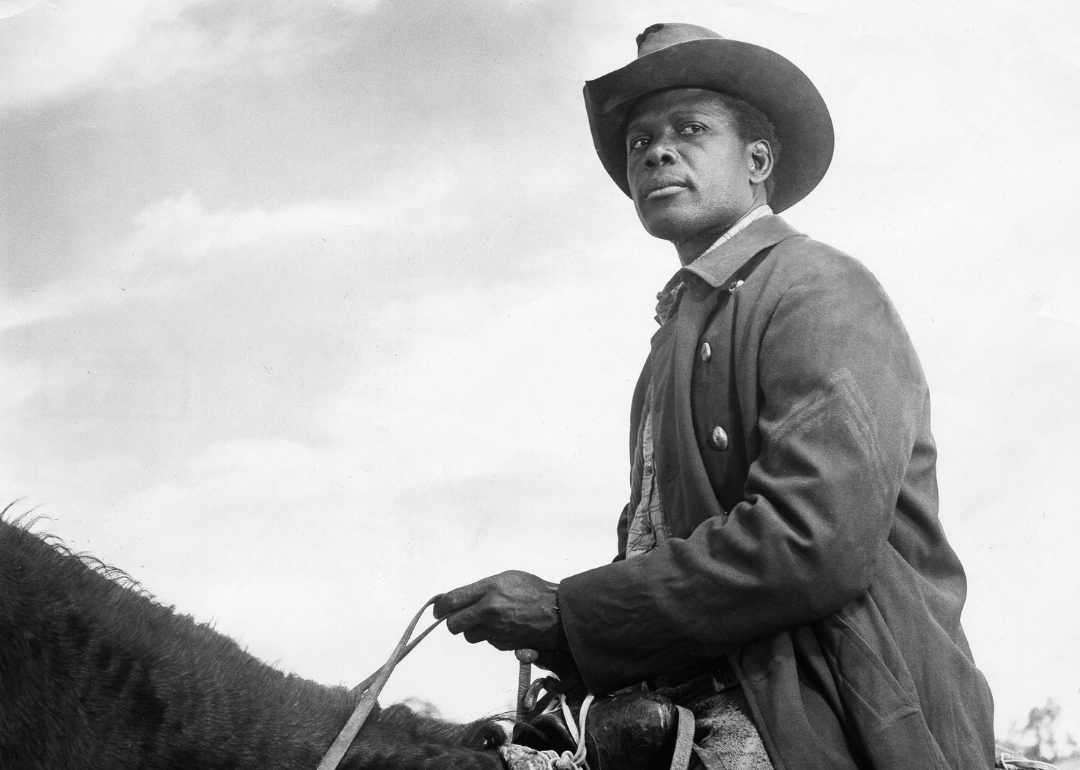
[315,597,445,770]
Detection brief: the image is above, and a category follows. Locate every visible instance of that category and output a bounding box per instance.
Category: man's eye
[629,136,649,151]
[680,123,705,135]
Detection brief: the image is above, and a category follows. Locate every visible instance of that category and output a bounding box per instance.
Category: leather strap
[670,705,696,770]
[691,743,728,770]
[672,705,732,770]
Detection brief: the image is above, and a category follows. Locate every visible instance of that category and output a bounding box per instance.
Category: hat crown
[635,23,724,57]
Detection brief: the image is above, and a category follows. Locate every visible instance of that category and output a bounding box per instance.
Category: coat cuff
[557,563,649,695]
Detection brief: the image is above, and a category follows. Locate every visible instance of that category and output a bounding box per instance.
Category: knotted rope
[996,751,1063,770]
[531,692,595,770]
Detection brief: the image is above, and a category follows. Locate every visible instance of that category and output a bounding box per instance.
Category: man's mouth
[644,183,687,200]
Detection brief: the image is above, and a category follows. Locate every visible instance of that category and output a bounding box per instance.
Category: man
[434,23,995,770]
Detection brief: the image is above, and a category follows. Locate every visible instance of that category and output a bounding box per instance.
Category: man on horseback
[435,23,995,769]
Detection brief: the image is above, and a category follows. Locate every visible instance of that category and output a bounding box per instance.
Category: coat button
[700,342,712,362]
[707,425,729,451]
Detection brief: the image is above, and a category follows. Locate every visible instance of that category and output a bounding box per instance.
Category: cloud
[0,121,524,324]
[0,0,206,104]
[0,281,110,332]
[125,184,458,266]
[0,0,385,107]
[0,0,38,21]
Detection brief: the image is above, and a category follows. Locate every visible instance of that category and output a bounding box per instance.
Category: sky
[1,0,1077,747]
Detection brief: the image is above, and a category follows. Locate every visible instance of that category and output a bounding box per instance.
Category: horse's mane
[0,504,504,770]
[5,503,155,597]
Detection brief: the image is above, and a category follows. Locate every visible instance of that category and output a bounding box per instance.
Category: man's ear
[748,140,774,185]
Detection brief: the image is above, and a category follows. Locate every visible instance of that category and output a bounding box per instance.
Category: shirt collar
[695,204,773,261]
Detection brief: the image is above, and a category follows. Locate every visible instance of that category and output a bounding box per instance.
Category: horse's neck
[0,521,504,770]
[0,522,353,769]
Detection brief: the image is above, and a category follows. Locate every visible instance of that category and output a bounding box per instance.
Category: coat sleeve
[558,254,929,694]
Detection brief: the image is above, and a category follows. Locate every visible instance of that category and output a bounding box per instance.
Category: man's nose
[643,132,678,166]
[644,139,677,167]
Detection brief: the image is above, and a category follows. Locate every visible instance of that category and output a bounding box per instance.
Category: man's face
[626,88,759,255]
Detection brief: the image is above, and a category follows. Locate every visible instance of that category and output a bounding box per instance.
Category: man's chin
[639,213,707,245]
[637,206,747,252]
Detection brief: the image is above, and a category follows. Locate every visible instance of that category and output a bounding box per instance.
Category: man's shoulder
[768,232,869,276]
[763,231,885,299]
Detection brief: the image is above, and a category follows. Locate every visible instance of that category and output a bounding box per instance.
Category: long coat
[558,215,995,770]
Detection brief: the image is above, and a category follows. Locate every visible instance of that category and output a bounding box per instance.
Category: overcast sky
[2,0,1077,744]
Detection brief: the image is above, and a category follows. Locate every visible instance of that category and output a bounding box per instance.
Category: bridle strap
[316,597,445,770]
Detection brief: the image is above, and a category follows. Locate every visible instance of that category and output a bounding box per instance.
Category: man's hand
[433,570,564,652]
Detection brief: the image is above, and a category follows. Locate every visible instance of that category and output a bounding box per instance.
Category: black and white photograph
[1,1,1077,768]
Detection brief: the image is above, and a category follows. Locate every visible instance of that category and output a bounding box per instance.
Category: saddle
[508,661,722,770]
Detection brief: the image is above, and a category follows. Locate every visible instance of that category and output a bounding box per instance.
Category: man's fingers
[443,601,488,636]
[462,627,512,650]
[463,627,487,645]
[432,580,490,618]
[488,636,516,652]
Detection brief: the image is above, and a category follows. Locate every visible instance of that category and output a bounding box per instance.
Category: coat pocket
[825,617,918,729]
[816,611,949,769]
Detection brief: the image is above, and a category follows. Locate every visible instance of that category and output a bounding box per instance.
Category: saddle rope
[532,693,595,770]
[316,597,445,770]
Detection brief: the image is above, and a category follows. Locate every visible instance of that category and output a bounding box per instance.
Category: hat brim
[584,38,834,213]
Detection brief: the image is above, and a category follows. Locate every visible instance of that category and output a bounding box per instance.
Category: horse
[0,508,506,769]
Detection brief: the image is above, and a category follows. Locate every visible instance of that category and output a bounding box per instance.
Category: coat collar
[681,214,802,290]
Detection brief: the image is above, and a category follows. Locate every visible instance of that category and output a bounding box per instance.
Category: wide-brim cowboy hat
[583,23,834,213]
